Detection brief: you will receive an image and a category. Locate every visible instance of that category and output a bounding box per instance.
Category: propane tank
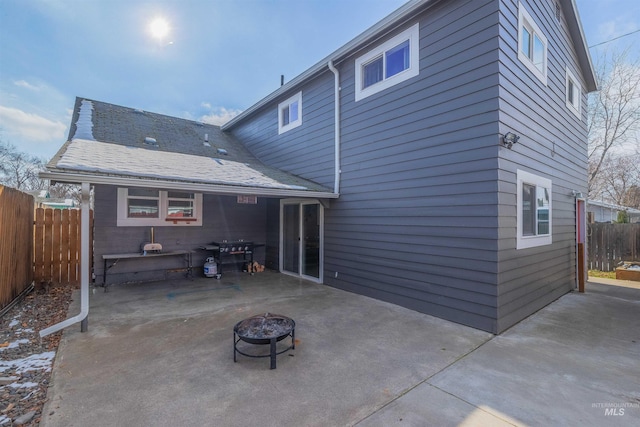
[204,257,218,278]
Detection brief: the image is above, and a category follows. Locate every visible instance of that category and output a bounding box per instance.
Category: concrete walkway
[41,274,639,426]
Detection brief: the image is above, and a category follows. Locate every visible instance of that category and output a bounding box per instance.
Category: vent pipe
[281,75,284,86]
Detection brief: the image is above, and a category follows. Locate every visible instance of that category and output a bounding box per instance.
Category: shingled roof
[44,97,335,198]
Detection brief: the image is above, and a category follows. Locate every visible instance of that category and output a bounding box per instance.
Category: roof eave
[566,0,598,92]
[39,170,339,199]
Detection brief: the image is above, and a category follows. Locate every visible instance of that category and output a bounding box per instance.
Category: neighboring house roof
[222,0,597,130]
[43,98,336,198]
[588,200,640,214]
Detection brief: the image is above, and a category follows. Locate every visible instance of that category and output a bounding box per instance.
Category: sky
[0,0,638,161]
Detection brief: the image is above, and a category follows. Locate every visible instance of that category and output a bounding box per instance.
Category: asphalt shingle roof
[47,97,331,194]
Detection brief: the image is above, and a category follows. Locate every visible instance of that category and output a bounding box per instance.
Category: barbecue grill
[210,240,254,275]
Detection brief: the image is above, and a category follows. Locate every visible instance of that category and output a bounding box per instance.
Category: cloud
[199,106,243,126]
[0,105,67,142]
[13,80,41,91]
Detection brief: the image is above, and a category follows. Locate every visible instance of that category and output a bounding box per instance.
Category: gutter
[40,182,91,337]
[39,171,339,199]
[328,60,341,194]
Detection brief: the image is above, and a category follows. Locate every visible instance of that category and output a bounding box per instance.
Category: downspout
[40,182,90,337]
[328,60,341,194]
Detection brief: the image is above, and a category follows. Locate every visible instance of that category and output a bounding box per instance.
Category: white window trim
[517,2,548,86]
[565,66,582,119]
[355,22,420,102]
[516,170,552,249]
[117,188,203,227]
[278,91,302,134]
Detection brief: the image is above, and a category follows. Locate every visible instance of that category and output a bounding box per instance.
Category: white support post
[40,182,91,337]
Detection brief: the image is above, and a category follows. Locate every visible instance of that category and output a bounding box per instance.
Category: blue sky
[0,0,638,161]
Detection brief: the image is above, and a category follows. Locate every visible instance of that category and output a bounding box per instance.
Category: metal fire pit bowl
[233,313,295,369]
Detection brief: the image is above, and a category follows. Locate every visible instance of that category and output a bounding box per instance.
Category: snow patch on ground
[0,351,56,374]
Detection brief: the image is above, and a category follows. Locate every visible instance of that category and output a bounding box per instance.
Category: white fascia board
[39,171,339,199]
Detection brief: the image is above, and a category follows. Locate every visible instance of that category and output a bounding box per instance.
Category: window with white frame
[565,66,582,118]
[117,188,202,226]
[517,170,552,249]
[355,22,420,101]
[518,3,548,85]
[278,92,302,134]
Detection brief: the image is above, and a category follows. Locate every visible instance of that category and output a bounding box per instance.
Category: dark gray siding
[230,73,336,189]
[227,0,589,334]
[495,0,589,332]
[93,184,268,285]
[323,0,502,333]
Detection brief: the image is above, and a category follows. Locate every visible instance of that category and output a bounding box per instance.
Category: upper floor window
[565,66,582,118]
[278,92,302,134]
[517,170,552,249]
[355,23,420,101]
[117,188,202,226]
[518,3,548,85]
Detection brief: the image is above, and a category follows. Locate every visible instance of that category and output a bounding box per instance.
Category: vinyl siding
[93,184,268,284]
[495,0,589,332]
[227,0,589,334]
[230,73,336,189]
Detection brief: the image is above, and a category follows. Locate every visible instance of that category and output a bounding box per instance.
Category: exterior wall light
[571,190,583,198]
[502,132,520,149]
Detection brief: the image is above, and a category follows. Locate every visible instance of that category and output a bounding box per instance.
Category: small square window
[565,66,582,119]
[517,170,552,249]
[278,92,302,134]
[518,3,548,85]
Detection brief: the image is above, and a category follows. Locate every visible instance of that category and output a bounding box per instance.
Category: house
[587,200,640,223]
[42,0,597,334]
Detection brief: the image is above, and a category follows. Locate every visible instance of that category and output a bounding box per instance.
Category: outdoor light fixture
[502,132,520,149]
[571,190,583,198]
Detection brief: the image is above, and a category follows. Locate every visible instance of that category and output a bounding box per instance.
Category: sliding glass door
[280,200,323,282]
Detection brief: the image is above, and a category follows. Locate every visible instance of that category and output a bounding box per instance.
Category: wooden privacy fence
[588,223,640,271]
[33,207,93,286]
[0,186,34,310]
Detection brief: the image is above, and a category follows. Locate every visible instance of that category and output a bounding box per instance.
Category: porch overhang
[40,170,339,199]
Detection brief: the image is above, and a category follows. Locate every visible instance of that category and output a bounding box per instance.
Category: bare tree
[588,49,640,199]
[596,153,640,207]
[0,139,46,191]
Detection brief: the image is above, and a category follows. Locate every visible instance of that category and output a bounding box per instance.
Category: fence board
[0,186,34,310]
[52,209,62,284]
[34,208,44,283]
[588,223,640,271]
[69,209,79,284]
[43,209,53,283]
[61,209,70,284]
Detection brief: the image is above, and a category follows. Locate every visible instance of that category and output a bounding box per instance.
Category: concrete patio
[41,272,639,426]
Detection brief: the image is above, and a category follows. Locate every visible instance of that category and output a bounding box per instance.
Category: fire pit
[233,313,295,369]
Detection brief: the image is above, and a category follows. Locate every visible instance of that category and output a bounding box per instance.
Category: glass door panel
[282,204,300,274]
[302,204,320,278]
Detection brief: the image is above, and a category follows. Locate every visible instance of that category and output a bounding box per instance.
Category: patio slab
[40,272,492,426]
[359,279,640,426]
[40,275,640,426]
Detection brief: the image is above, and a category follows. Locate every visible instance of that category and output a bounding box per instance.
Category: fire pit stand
[233,313,295,369]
